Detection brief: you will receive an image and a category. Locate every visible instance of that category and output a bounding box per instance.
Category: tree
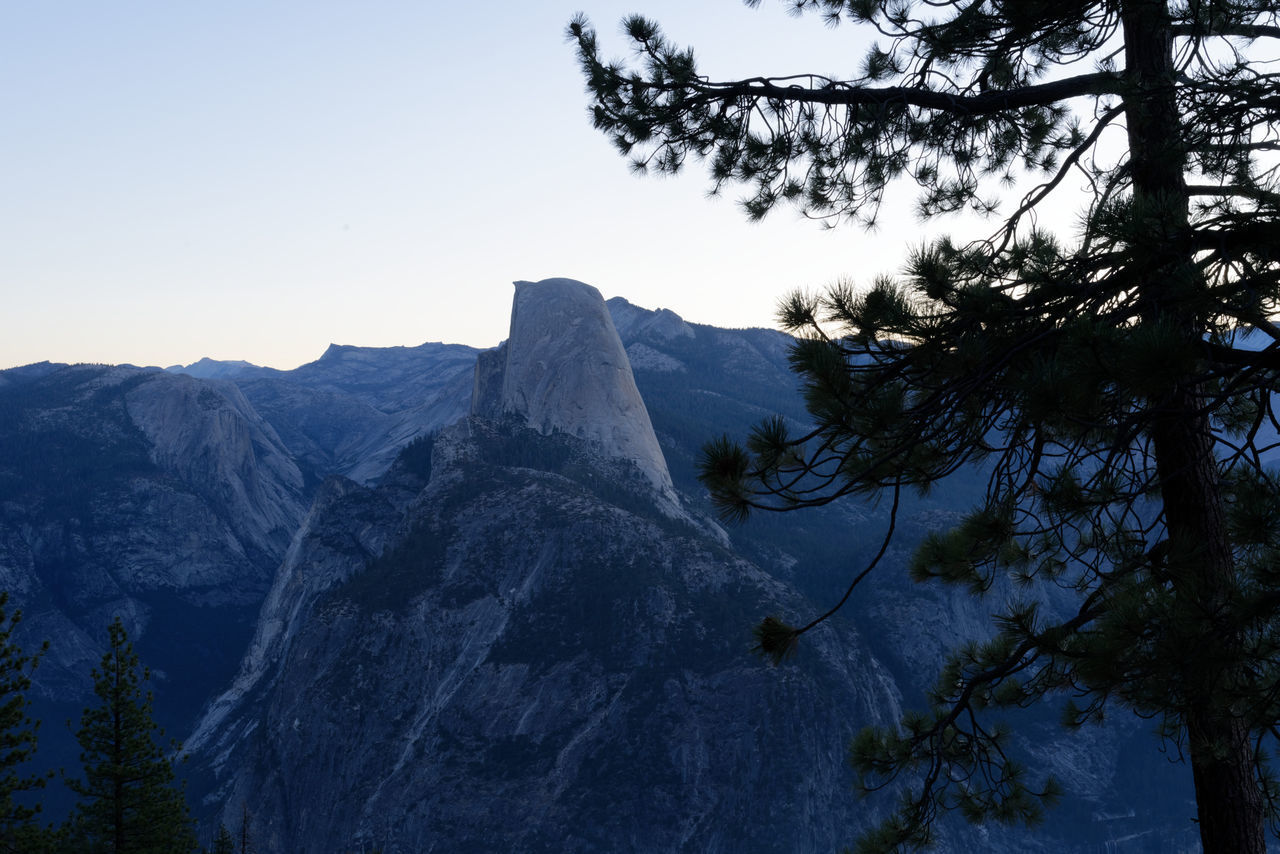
[208,824,233,854]
[67,618,198,854]
[0,592,49,853]
[234,803,253,854]
[570,2,1280,853]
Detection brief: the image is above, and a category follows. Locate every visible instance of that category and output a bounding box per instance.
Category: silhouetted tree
[572,2,1280,852]
[235,803,254,854]
[0,592,50,853]
[66,618,198,853]
[209,823,233,854]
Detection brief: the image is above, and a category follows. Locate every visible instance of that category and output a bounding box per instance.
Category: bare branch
[1172,23,1280,40]
[671,71,1123,117]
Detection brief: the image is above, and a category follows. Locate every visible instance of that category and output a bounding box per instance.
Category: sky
[4,2,985,371]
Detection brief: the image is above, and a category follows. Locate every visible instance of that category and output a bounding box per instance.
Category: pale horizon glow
[4,2,1017,371]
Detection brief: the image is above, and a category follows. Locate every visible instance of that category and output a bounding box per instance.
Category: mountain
[166,357,259,379]
[611,294,1200,853]
[175,279,1196,853]
[218,341,479,485]
[186,421,915,852]
[474,279,680,509]
[184,279,904,852]
[0,364,310,806]
[0,279,1200,851]
[0,337,478,731]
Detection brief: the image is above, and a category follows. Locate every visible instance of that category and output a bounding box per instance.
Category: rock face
[186,416,903,854]
[0,364,312,811]
[192,341,480,485]
[608,299,1202,853]
[0,335,481,820]
[184,280,903,851]
[124,373,304,558]
[182,471,414,772]
[473,279,677,506]
[0,364,307,648]
[186,283,1194,853]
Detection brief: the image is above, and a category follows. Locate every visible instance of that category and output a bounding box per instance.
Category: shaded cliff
[171,340,479,485]
[0,364,311,813]
[187,417,904,853]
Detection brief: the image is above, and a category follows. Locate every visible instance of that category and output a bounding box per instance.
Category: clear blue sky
[3,2,954,370]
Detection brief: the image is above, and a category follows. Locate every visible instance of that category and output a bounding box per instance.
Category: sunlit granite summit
[472,277,678,506]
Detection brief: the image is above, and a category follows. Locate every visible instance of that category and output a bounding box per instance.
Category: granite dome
[472,277,677,506]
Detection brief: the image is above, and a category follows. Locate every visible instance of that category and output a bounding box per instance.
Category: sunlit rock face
[473,278,678,506]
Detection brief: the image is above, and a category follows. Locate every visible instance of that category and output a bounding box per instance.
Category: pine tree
[571,2,1280,852]
[0,592,49,854]
[67,618,198,854]
[235,802,253,854]
[209,823,233,854]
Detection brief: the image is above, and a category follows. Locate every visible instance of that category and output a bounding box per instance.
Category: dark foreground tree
[234,803,254,854]
[0,592,49,853]
[66,618,198,854]
[571,2,1280,852]
[209,823,233,854]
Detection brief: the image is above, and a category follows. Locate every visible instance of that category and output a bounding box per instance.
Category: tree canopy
[572,2,1280,853]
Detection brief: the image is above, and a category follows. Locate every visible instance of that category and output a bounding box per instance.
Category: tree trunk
[1121,2,1266,852]
[1151,395,1266,854]
[1188,706,1267,853]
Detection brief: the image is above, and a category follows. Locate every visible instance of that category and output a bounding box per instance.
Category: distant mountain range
[0,279,1197,852]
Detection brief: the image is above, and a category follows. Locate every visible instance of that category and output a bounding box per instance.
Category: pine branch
[1187,184,1280,205]
[672,70,1124,117]
[1172,23,1280,40]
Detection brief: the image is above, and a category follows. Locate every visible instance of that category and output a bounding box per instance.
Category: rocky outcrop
[187,282,915,851]
[473,279,677,506]
[607,297,696,343]
[125,373,304,559]
[184,474,410,769]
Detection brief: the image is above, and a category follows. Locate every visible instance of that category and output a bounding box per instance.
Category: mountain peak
[472,278,677,504]
[606,296,695,342]
[165,357,258,380]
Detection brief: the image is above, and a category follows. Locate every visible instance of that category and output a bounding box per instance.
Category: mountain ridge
[0,280,1199,851]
